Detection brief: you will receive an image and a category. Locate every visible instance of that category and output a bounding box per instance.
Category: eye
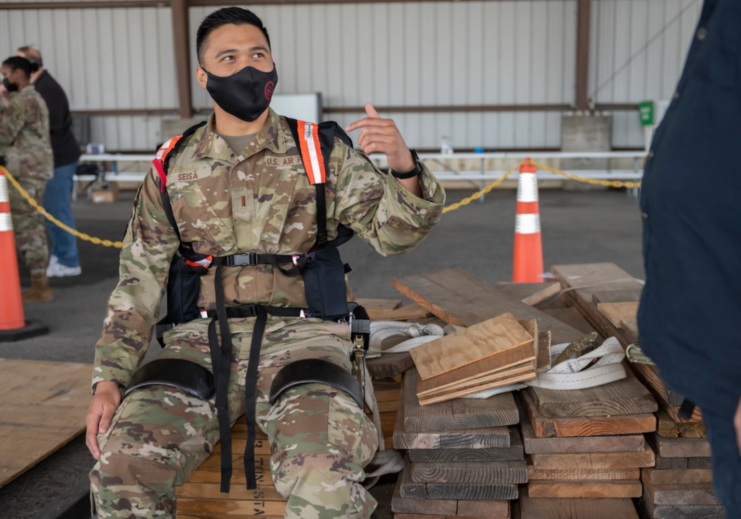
[252,52,264,59]
[221,55,236,62]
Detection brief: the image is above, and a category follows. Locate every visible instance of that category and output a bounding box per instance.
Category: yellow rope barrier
[530,160,641,189]
[441,163,521,214]
[2,166,124,248]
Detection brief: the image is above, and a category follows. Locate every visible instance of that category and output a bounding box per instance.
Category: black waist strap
[224,252,309,277]
[205,273,309,493]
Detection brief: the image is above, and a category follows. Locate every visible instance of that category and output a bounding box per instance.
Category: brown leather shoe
[22,273,54,303]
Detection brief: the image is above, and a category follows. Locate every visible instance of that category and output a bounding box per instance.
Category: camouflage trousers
[9,175,49,275]
[90,318,379,519]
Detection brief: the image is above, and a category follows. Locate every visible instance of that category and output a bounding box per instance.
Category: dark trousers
[702,408,741,517]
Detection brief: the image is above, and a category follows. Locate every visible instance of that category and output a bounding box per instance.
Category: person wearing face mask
[0,56,54,303]
[86,7,444,519]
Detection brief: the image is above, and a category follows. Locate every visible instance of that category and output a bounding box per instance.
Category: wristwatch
[391,149,423,179]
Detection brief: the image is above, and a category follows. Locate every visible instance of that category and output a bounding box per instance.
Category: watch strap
[391,150,422,179]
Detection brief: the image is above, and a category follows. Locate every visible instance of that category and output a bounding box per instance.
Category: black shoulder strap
[285,118,354,248]
[155,121,208,241]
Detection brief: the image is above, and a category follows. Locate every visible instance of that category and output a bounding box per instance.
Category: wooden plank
[528,465,640,481]
[399,463,519,500]
[394,515,504,519]
[0,359,92,489]
[641,471,720,506]
[392,268,584,344]
[654,455,713,471]
[409,427,525,463]
[391,476,457,515]
[541,308,598,336]
[177,483,285,501]
[527,479,643,499]
[457,500,511,518]
[177,499,286,515]
[496,282,561,307]
[536,331,552,373]
[367,352,414,379]
[646,433,711,458]
[642,468,713,486]
[519,486,640,519]
[418,368,536,406]
[520,319,540,371]
[637,488,725,519]
[374,303,433,322]
[528,364,658,418]
[410,313,534,381]
[519,389,656,438]
[403,368,519,432]
[529,443,655,470]
[354,297,402,319]
[597,302,638,329]
[177,516,283,519]
[656,408,706,438]
[411,460,528,484]
[519,398,646,454]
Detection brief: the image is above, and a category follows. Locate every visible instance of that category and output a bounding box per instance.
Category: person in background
[0,56,54,303]
[638,0,741,515]
[17,46,82,277]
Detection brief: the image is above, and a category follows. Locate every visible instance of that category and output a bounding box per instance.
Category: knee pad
[269,359,362,409]
[124,358,214,401]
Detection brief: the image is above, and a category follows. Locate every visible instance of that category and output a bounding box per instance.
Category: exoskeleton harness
[125,119,374,493]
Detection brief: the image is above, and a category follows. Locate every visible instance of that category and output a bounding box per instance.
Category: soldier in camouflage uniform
[86,8,444,519]
[0,56,54,303]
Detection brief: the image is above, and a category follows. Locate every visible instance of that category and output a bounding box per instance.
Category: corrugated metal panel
[189,1,576,150]
[0,6,175,150]
[589,0,701,147]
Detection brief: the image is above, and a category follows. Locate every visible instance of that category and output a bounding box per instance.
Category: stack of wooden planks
[176,377,401,518]
[411,313,539,405]
[393,368,525,519]
[549,263,722,518]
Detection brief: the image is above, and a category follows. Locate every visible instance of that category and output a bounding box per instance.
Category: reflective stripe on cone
[0,167,26,330]
[512,158,544,283]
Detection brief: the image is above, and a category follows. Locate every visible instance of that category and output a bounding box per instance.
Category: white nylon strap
[517,172,539,202]
[515,213,541,234]
[368,322,445,353]
[0,175,7,203]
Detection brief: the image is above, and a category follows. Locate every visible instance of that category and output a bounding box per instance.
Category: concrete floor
[0,187,645,518]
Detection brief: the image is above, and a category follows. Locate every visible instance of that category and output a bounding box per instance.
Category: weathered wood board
[391,268,584,344]
[367,353,414,379]
[496,282,561,307]
[394,392,510,449]
[597,302,638,329]
[177,499,286,516]
[518,399,646,454]
[642,468,713,486]
[646,433,711,458]
[411,313,534,381]
[529,443,655,470]
[541,308,598,336]
[518,486,640,519]
[656,408,706,438]
[519,389,656,438]
[528,465,640,481]
[399,463,519,500]
[354,297,402,319]
[374,303,433,322]
[403,369,519,432]
[411,460,528,484]
[527,479,643,499]
[527,364,657,418]
[418,368,536,405]
[636,489,725,519]
[655,455,712,471]
[0,359,93,489]
[641,471,720,506]
[409,427,525,463]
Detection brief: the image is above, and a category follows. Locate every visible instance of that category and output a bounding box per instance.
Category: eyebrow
[214,46,269,59]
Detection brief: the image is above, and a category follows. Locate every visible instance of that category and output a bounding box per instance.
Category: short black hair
[2,56,38,78]
[196,7,271,65]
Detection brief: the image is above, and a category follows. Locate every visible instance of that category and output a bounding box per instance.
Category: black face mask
[203,64,278,122]
[2,78,18,92]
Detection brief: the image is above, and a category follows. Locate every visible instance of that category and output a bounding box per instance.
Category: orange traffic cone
[0,166,49,341]
[512,158,544,283]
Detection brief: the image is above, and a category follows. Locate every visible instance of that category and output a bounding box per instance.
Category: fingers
[357,127,396,149]
[365,103,380,118]
[100,402,116,434]
[345,117,393,133]
[360,139,397,156]
[86,405,103,460]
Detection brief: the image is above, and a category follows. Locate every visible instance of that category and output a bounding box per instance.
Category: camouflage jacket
[0,85,53,181]
[93,109,445,388]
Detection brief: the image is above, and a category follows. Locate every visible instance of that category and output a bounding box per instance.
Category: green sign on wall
[638,101,654,126]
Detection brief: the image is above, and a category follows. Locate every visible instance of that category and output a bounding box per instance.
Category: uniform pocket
[327,390,378,467]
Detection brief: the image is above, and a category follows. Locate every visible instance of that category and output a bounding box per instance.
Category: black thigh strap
[269,359,363,409]
[124,359,215,401]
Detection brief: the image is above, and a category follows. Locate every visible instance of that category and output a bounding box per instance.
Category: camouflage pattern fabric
[8,175,48,274]
[91,109,445,517]
[91,318,378,519]
[0,85,53,275]
[0,85,54,181]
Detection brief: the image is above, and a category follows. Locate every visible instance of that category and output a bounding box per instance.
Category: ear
[196,66,208,90]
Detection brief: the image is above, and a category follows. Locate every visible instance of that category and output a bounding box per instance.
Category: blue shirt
[639,0,741,416]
